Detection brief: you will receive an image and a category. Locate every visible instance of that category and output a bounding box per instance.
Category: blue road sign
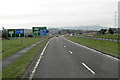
[40,30,46,36]
[16,30,24,34]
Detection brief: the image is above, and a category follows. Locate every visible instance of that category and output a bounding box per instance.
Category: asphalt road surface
[32,36,118,78]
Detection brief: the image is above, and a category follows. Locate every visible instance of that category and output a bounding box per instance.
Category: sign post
[15,29,24,45]
[118,1,120,28]
[8,29,15,46]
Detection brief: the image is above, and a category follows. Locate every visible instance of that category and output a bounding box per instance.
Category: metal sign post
[19,34,22,45]
[8,31,14,46]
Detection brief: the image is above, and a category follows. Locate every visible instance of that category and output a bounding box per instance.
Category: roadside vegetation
[66,36,119,58]
[2,37,46,59]
[76,28,119,40]
[77,33,119,40]
[92,34,119,39]
[2,39,49,78]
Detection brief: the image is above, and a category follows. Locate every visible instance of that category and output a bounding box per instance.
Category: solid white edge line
[69,51,73,54]
[64,38,119,61]
[82,63,95,74]
[29,38,52,80]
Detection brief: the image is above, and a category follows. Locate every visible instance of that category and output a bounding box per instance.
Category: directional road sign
[32,27,47,36]
[40,30,46,36]
[7,29,24,38]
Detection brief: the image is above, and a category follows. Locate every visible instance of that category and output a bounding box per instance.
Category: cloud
[0,0,118,28]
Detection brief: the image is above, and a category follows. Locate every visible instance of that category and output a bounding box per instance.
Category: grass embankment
[93,34,119,39]
[0,39,1,80]
[77,34,89,37]
[0,38,2,58]
[66,36,119,57]
[2,39,49,78]
[77,34,119,39]
[2,37,45,59]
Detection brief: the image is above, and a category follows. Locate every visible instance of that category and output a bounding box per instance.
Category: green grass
[66,36,119,57]
[93,34,119,39]
[0,39,1,80]
[2,37,45,59]
[2,39,48,78]
[77,34,89,37]
[77,33,119,39]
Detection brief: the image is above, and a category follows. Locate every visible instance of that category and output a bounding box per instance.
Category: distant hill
[58,25,108,30]
[25,28,60,35]
[48,28,60,34]
[24,29,32,36]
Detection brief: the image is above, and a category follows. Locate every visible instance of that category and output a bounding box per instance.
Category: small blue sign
[40,30,46,36]
[16,30,24,34]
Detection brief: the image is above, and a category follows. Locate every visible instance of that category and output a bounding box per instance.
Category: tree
[99,29,107,34]
[2,27,8,39]
[108,28,114,34]
[46,30,49,33]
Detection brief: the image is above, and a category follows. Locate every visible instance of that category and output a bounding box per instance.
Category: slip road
[30,36,118,78]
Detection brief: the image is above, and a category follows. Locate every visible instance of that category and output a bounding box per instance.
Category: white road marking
[82,62,95,74]
[64,46,66,48]
[69,51,73,54]
[29,38,52,80]
[64,38,119,61]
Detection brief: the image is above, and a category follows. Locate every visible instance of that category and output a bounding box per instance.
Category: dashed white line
[69,51,73,54]
[29,38,52,80]
[82,62,95,74]
[64,46,66,48]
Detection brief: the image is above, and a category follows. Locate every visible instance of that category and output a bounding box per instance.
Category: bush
[108,28,114,34]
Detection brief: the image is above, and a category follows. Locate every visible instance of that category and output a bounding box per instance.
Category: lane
[58,36,118,78]
[33,37,94,78]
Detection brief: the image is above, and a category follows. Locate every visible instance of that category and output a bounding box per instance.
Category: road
[31,36,118,78]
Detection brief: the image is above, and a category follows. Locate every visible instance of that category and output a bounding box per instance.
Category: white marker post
[19,34,22,45]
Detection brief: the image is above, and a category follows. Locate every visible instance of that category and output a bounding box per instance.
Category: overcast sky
[0,0,119,29]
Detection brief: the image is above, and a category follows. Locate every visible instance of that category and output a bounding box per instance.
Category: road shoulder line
[29,38,52,80]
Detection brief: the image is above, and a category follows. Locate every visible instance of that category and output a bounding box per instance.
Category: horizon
[0,25,116,30]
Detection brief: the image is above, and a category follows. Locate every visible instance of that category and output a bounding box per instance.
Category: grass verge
[2,37,45,59]
[2,39,49,78]
[66,36,119,58]
[92,34,119,39]
[77,34,119,39]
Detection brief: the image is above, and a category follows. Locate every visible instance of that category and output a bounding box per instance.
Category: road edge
[64,37,119,61]
[28,38,52,79]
